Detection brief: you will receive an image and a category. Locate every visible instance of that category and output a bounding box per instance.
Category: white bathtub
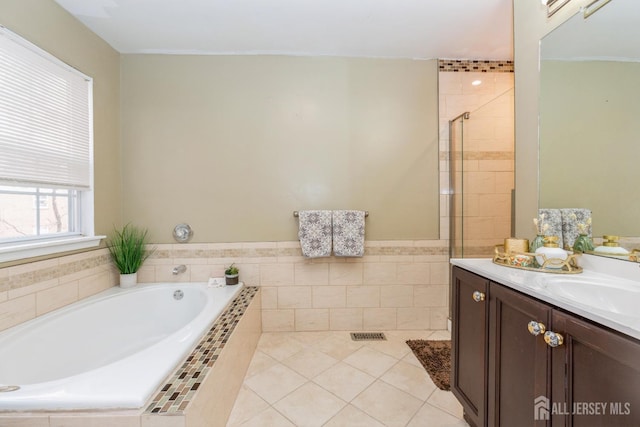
[0,281,243,411]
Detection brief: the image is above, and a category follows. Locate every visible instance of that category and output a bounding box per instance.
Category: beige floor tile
[407,402,469,427]
[312,362,376,402]
[343,346,398,377]
[401,350,424,369]
[312,334,363,360]
[244,363,307,404]
[429,330,452,340]
[273,382,346,427]
[232,331,465,427]
[385,330,437,342]
[323,404,385,427]
[289,331,335,346]
[245,350,278,378]
[427,388,465,419]
[281,348,338,379]
[240,407,296,427]
[257,333,306,361]
[226,385,271,426]
[380,360,437,401]
[363,339,411,360]
[351,380,423,427]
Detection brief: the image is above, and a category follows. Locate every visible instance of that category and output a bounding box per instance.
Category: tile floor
[226,330,469,427]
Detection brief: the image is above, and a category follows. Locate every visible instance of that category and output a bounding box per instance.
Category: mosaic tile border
[439,59,514,73]
[441,151,514,161]
[149,244,448,261]
[145,286,259,414]
[1,242,449,294]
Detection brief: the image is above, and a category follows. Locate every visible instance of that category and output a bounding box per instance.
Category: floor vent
[350,332,387,341]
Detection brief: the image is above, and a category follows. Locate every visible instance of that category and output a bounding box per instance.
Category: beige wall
[0,0,122,249]
[513,0,589,236]
[121,55,440,243]
[539,60,640,236]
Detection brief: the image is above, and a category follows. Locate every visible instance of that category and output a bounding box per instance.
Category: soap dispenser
[535,236,568,268]
[593,235,630,256]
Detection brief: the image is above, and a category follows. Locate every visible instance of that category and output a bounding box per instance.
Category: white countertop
[451,258,640,341]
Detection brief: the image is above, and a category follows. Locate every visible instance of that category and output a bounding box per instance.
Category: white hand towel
[332,210,365,257]
[298,210,332,258]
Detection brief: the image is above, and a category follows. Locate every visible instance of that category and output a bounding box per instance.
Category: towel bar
[293,210,369,218]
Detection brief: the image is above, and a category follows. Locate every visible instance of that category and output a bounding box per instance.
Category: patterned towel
[560,208,592,250]
[332,210,366,257]
[538,209,564,249]
[298,210,332,258]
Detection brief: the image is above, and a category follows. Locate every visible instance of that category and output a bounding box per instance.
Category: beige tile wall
[0,249,117,332]
[439,71,515,257]
[0,240,448,334]
[135,240,449,333]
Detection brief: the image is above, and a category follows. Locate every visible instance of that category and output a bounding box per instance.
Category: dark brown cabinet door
[488,282,552,427]
[451,266,490,427]
[550,310,640,427]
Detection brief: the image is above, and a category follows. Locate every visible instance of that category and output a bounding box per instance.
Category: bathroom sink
[541,276,640,318]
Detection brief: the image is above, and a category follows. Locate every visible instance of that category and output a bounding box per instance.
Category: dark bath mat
[406,339,451,391]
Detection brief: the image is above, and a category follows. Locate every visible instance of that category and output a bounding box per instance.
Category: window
[0,27,102,262]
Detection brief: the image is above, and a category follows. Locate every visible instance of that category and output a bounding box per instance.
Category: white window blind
[0,26,93,190]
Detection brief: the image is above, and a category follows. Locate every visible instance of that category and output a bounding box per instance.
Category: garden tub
[0,281,243,411]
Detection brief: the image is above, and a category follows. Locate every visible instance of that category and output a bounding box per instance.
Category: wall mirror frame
[538,0,640,260]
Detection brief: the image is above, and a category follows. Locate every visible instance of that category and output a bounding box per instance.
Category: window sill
[0,236,105,263]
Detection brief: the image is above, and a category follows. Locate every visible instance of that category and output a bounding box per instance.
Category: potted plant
[225,263,239,285]
[107,223,153,288]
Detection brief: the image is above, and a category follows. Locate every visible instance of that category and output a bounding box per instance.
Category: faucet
[172,265,187,275]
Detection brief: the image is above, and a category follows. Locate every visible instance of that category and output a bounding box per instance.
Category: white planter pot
[119,272,138,288]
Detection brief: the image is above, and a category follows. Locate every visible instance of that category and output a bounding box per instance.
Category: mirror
[539,0,640,256]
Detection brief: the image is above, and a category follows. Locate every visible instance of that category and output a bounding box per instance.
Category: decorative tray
[492,245,582,274]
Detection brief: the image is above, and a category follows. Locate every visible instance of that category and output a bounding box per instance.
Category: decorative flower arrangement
[530,213,549,254]
[571,214,594,253]
[533,213,550,236]
[573,214,592,235]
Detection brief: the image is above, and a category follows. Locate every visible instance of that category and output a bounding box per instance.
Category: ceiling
[53,0,514,59]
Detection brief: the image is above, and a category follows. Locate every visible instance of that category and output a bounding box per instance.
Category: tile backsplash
[0,248,117,332]
[139,240,450,332]
[0,240,450,333]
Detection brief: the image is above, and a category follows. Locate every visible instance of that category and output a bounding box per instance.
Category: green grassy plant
[107,224,153,274]
[225,263,239,275]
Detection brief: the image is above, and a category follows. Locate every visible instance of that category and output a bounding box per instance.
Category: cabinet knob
[472,291,486,302]
[527,321,546,336]
[544,331,564,347]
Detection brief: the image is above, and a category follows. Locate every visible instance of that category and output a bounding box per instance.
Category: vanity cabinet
[451,267,489,427]
[550,310,640,427]
[451,266,640,427]
[487,281,551,427]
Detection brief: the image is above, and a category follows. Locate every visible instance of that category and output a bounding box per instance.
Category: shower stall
[448,88,515,259]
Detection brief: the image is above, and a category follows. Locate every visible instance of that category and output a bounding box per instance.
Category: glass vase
[572,234,594,253]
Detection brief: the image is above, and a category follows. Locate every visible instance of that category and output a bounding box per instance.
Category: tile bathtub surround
[146,286,259,415]
[0,240,450,334]
[0,287,261,427]
[138,241,450,332]
[0,248,117,332]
